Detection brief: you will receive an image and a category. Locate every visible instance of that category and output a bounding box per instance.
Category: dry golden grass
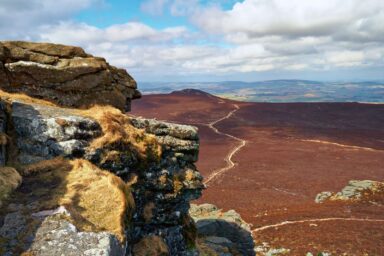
[78,105,162,164]
[0,89,56,106]
[0,167,22,205]
[60,159,133,242]
[132,235,169,256]
[15,158,134,242]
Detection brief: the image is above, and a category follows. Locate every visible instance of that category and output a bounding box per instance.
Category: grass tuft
[0,89,57,106]
[14,158,134,242]
[78,105,162,167]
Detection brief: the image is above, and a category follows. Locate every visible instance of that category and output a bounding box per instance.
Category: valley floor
[131,90,384,255]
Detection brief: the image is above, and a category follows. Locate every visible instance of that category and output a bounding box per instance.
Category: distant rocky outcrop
[190,203,255,256]
[0,41,140,111]
[315,180,384,203]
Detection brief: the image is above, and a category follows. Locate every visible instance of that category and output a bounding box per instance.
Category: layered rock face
[129,118,203,254]
[0,41,204,256]
[0,100,204,255]
[0,41,140,111]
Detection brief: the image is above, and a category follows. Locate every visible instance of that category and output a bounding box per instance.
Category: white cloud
[39,22,188,45]
[326,51,365,67]
[0,0,383,81]
[0,0,103,39]
[193,0,384,40]
[140,0,169,16]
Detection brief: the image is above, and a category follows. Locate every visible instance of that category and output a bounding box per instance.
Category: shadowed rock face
[0,41,140,111]
[190,204,255,256]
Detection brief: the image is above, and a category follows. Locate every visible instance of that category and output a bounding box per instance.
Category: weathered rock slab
[131,117,199,140]
[27,217,125,256]
[0,41,140,111]
[12,101,101,164]
[131,117,199,162]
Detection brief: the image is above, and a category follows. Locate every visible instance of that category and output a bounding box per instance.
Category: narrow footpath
[252,217,384,233]
[204,104,247,185]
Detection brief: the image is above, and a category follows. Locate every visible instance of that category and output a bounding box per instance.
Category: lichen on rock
[315,180,384,203]
[0,41,140,112]
[24,217,125,256]
[0,41,206,256]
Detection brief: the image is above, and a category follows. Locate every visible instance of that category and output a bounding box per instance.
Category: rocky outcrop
[315,180,384,203]
[0,41,212,256]
[0,86,204,255]
[129,117,203,255]
[0,41,140,111]
[190,204,255,256]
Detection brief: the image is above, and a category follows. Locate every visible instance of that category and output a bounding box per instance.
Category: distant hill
[170,88,213,96]
[139,80,384,103]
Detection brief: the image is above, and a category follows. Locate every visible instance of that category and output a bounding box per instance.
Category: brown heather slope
[131,89,384,255]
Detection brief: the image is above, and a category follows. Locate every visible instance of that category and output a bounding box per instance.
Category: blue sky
[75,0,187,29]
[1,0,384,82]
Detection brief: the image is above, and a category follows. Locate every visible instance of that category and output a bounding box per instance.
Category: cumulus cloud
[39,22,188,45]
[192,0,384,40]
[0,0,103,39]
[183,0,384,76]
[0,0,383,80]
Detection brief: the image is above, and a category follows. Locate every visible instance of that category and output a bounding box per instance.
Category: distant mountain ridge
[139,80,384,103]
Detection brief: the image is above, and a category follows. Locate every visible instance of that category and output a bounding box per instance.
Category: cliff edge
[0,41,205,256]
[0,41,254,256]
